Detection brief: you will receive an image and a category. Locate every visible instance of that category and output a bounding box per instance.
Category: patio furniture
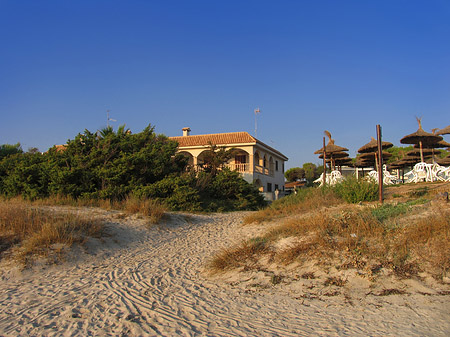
[436,166,450,182]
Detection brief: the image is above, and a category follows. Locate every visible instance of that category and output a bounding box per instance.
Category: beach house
[169,128,288,200]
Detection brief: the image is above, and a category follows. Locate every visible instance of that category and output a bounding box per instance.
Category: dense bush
[0,125,266,212]
[137,169,266,212]
[331,176,378,203]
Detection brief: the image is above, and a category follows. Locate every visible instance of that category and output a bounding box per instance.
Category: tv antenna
[254,107,260,138]
[107,110,117,127]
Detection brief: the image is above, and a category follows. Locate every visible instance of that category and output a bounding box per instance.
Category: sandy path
[0,209,449,336]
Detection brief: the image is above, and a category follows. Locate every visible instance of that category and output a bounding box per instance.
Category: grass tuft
[211,201,450,280]
[0,199,104,266]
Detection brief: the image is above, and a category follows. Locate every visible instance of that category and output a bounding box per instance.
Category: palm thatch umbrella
[415,136,450,163]
[358,136,393,172]
[358,151,392,171]
[400,118,442,162]
[319,151,349,159]
[436,155,450,166]
[436,125,450,136]
[388,157,418,182]
[406,148,438,158]
[314,131,349,170]
[354,157,374,178]
[326,157,352,170]
[358,137,393,153]
[415,139,450,149]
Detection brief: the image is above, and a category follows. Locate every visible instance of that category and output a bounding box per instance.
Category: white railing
[226,163,250,173]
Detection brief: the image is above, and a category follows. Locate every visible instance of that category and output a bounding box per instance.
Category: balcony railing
[254,164,274,176]
[226,163,250,173]
[189,162,274,176]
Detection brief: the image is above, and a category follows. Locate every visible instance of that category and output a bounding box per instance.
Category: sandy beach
[1,207,449,336]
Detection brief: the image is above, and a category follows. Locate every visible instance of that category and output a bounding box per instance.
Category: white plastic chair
[329,170,343,185]
[412,162,427,183]
[436,166,450,182]
[425,163,440,182]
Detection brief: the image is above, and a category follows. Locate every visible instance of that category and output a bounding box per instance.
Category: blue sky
[1,0,449,168]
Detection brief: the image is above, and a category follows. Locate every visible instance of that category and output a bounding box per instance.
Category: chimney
[182,127,191,136]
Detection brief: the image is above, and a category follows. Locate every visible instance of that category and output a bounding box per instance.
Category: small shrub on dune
[123,196,167,223]
[216,202,450,280]
[209,237,269,272]
[332,177,378,203]
[243,187,340,225]
[0,199,104,266]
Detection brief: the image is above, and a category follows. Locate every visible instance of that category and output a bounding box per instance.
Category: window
[275,160,279,171]
[235,155,246,163]
[282,163,285,173]
[275,184,279,191]
[267,183,272,192]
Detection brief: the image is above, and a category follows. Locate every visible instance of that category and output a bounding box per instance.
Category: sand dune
[0,208,449,336]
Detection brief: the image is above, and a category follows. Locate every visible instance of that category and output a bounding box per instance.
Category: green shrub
[332,176,378,203]
[371,203,411,223]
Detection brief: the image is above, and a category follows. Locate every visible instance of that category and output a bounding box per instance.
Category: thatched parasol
[358,137,393,153]
[415,137,450,163]
[315,131,349,170]
[327,157,352,167]
[358,151,392,170]
[359,151,392,161]
[436,155,450,166]
[319,151,349,159]
[415,139,450,149]
[406,148,438,157]
[400,117,443,162]
[314,139,349,155]
[388,157,418,182]
[354,158,373,168]
[436,125,450,136]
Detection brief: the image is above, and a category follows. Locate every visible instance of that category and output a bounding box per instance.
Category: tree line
[0,125,265,212]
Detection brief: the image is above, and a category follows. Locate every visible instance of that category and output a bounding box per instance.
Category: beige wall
[176,143,287,196]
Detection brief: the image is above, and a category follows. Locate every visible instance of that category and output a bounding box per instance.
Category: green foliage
[45,124,187,200]
[371,203,411,223]
[206,169,266,211]
[137,169,266,212]
[385,146,414,163]
[0,152,49,200]
[284,167,305,182]
[332,176,378,203]
[302,163,322,186]
[0,127,267,212]
[0,143,23,160]
[200,143,236,175]
[371,198,428,223]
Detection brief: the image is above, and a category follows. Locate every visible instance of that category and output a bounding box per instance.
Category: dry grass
[243,187,341,225]
[210,200,450,280]
[208,237,269,272]
[121,196,167,224]
[30,194,167,224]
[0,199,104,266]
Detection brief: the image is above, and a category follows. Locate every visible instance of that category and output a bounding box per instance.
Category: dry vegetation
[210,184,450,282]
[243,187,341,225]
[0,199,104,266]
[32,195,167,224]
[0,195,166,267]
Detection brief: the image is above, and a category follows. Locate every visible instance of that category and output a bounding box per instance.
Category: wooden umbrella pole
[323,137,326,186]
[420,141,424,162]
[376,125,384,204]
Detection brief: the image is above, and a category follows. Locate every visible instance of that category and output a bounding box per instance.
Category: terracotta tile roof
[54,144,67,152]
[170,132,256,147]
[169,131,288,160]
